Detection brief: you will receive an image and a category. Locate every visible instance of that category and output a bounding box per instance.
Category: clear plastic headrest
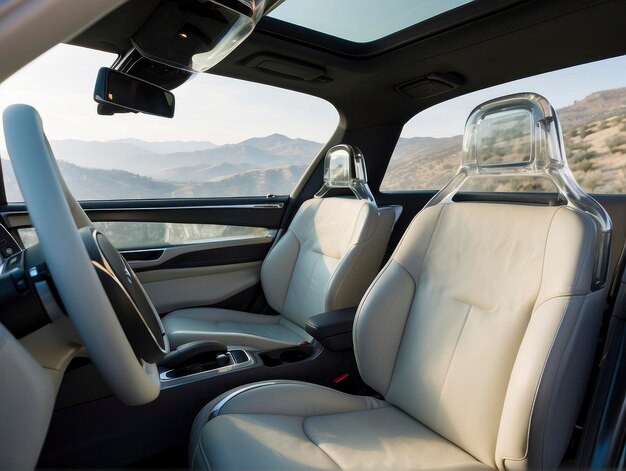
[315,144,374,202]
[426,92,611,289]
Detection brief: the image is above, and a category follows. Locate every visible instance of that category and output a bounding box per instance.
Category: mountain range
[2,86,625,201]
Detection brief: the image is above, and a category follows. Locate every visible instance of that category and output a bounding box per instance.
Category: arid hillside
[2,88,625,201]
[382,87,626,193]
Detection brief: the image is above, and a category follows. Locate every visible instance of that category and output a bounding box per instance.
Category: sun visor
[132,0,266,73]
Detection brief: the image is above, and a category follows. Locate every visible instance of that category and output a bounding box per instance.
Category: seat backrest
[261,145,395,328]
[353,94,612,470]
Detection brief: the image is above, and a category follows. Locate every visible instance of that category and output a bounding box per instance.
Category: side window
[381,55,626,194]
[0,44,338,202]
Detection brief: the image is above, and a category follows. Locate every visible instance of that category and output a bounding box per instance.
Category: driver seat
[189,94,612,470]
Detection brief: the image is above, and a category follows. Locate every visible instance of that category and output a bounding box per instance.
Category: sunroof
[267,0,474,43]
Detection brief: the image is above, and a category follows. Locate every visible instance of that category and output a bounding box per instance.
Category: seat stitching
[385,205,448,397]
[302,417,343,470]
[532,293,587,312]
[325,245,360,310]
[168,330,296,347]
[571,209,596,291]
[278,233,302,316]
[352,207,435,390]
[312,248,341,260]
[531,207,562,308]
[166,313,279,325]
[198,439,212,470]
[435,303,473,416]
[499,295,575,464]
[347,201,371,246]
[537,295,587,466]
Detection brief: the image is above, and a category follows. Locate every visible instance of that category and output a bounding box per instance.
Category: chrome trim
[33,277,65,322]
[3,203,284,228]
[122,230,277,270]
[159,350,256,388]
[208,380,279,420]
[85,203,284,211]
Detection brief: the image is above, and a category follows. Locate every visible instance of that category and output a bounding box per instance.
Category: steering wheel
[3,104,169,405]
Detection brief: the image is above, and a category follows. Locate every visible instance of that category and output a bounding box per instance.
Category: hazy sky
[0,43,624,148]
[403,55,626,139]
[0,44,338,147]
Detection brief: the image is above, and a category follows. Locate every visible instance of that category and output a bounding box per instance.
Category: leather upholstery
[190,381,489,470]
[191,202,606,470]
[164,199,395,349]
[161,308,309,350]
[355,203,601,469]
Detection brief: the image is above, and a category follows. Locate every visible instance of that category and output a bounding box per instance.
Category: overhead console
[93,0,283,117]
[133,0,267,73]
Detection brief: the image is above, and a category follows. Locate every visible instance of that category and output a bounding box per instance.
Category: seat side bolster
[325,207,395,311]
[261,230,301,314]
[354,205,444,395]
[529,289,606,469]
[496,290,605,470]
[496,208,601,470]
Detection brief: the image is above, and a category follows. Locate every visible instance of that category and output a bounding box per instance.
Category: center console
[157,339,318,387]
[41,307,360,468]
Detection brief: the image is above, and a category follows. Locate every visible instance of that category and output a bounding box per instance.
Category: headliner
[71,0,626,129]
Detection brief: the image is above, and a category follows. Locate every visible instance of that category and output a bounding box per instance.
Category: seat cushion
[162,308,310,350]
[190,381,489,470]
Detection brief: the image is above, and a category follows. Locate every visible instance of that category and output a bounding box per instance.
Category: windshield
[0,44,338,202]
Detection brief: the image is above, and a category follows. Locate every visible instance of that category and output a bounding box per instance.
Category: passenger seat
[163,145,396,350]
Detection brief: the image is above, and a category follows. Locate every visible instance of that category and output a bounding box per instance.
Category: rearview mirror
[93,68,175,118]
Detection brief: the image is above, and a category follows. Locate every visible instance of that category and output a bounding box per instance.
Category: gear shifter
[159,340,230,374]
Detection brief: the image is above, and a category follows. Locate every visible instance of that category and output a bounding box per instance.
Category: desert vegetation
[382,87,626,194]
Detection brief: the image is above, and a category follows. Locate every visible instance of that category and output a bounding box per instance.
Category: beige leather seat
[189,94,612,470]
[163,145,396,350]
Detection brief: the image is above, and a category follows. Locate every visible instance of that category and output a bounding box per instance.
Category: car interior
[0,0,625,470]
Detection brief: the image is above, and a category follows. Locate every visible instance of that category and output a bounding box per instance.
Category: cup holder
[280,349,308,363]
[260,345,313,367]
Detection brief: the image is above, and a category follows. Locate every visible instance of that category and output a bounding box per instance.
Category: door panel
[121,233,274,271]
[1,196,287,315]
[2,197,287,229]
[137,262,262,314]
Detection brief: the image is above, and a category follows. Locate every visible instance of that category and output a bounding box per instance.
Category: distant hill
[3,88,625,201]
[1,160,177,201]
[109,138,218,154]
[382,135,462,190]
[382,86,626,193]
[151,162,254,182]
[47,133,320,177]
[556,87,626,129]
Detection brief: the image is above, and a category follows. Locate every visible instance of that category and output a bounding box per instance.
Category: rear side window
[381,55,626,194]
[0,44,338,202]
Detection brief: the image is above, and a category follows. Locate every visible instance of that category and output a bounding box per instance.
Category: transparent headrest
[315,144,374,202]
[426,92,611,289]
